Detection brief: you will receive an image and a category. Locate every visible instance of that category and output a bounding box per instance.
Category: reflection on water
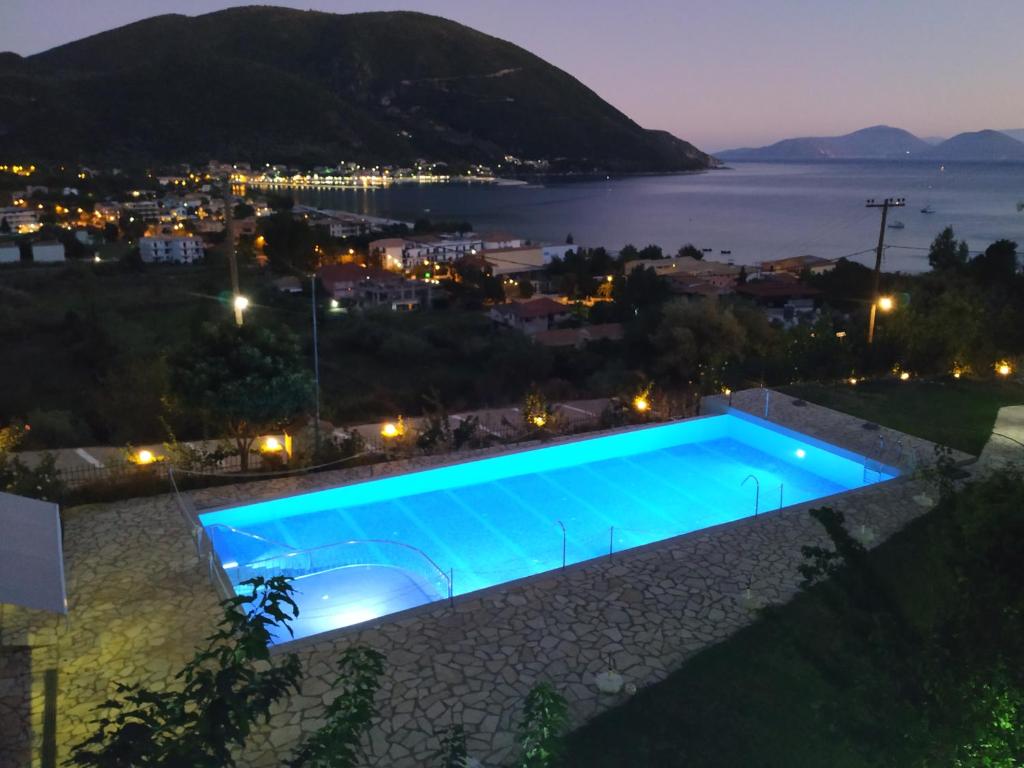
[292,160,1024,272]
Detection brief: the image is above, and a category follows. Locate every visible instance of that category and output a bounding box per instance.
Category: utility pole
[865,197,905,344]
[223,176,243,325]
[310,274,321,455]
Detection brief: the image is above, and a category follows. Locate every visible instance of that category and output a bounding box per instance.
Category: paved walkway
[977,405,1024,471]
[1,390,969,767]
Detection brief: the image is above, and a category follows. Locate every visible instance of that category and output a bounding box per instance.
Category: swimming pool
[200,412,896,642]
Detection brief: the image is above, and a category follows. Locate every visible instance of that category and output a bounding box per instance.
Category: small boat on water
[920,205,935,214]
[888,220,905,230]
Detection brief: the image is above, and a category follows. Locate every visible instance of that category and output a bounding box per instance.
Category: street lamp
[868,294,896,344]
[233,294,249,326]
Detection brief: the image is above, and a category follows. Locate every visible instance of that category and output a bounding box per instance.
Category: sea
[291,160,1024,273]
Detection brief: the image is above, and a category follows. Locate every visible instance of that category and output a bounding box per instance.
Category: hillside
[0,7,711,173]
[717,125,931,161]
[923,130,1024,162]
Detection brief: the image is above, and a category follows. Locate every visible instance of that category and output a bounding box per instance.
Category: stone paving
[1,389,971,767]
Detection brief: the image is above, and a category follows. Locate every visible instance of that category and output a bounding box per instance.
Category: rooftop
[493,297,570,320]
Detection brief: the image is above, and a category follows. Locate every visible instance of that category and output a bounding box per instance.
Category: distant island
[0,6,712,174]
[717,125,1024,162]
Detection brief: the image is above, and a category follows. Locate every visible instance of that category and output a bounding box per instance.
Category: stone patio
[1,389,972,766]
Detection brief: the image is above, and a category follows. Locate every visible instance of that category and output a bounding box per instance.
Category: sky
[3,0,1023,151]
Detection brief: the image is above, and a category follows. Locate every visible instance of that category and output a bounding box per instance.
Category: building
[123,199,161,221]
[0,206,40,233]
[31,241,66,263]
[533,322,625,348]
[623,256,741,289]
[757,254,835,277]
[402,234,483,268]
[368,238,407,272]
[489,297,572,334]
[0,242,20,263]
[317,264,433,311]
[736,279,821,323]
[479,231,524,250]
[139,235,204,264]
[484,246,546,277]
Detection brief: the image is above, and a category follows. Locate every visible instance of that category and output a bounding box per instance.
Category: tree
[970,239,1018,286]
[617,244,639,264]
[518,279,535,299]
[652,298,747,391]
[0,216,10,233]
[612,265,670,318]
[637,244,663,260]
[565,233,574,245]
[170,322,313,470]
[928,226,970,272]
[261,211,317,273]
[677,243,702,260]
[69,577,304,768]
[70,578,388,768]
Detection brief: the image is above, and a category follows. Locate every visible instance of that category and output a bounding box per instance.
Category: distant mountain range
[717,125,1024,162]
[0,7,712,173]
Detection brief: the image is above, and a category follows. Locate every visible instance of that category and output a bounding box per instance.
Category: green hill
[0,6,711,172]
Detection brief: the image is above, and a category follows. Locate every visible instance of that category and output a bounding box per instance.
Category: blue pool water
[200,412,896,641]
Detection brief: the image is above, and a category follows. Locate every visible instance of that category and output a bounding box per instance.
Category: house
[533,322,625,348]
[317,263,433,311]
[0,242,20,263]
[666,277,732,298]
[479,231,524,250]
[736,279,821,323]
[0,206,40,233]
[138,235,204,264]
[273,276,303,293]
[489,297,572,334]
[123,199,161,221]
[402,234,483,268]
[757,254,835,276]
[368,238,407,272]
[31,241,66,263]
[623,256,741,289]
[484,246,546,277]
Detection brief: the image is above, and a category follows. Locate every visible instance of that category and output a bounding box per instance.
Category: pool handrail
[231,536,453,600]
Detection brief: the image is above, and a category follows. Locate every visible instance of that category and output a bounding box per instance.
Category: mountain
[999,129,1024,143]
[0,7,711,172]
[716,126,931,161]
[923,130,1024,162]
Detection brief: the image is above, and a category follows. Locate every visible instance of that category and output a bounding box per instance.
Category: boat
[920,205,935,214]
[888,220,905,230]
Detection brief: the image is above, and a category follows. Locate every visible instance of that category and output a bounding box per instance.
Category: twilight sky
[3,0,1023,151]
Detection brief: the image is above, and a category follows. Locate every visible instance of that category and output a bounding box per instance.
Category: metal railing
[229,537,453,603]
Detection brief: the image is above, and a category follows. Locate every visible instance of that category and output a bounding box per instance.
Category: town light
[233,295,249,311]
[900,371,911,381]
[531,415,547,428]
[848,377,858,385]
[877,295,895,312]
[996,361,1012,377]
[262,436,283,452]
[136,449,156,465]
[632,395,650,413]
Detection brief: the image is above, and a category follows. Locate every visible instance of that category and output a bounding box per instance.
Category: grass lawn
[565,474,1024,767]
[781,378,1024,455]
